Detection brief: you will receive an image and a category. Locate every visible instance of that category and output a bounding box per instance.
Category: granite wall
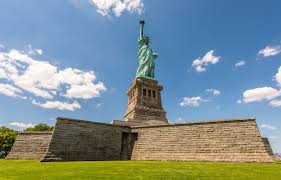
[131,119,275,162]
[5,132,52,160]
[6,118,275,163]
[41,118,133,162]
[262,138,274,158]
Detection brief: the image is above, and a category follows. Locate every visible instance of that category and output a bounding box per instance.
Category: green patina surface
[136,19,158,79]
[0,160,280,180]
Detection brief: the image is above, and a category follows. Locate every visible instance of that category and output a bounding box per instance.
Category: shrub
[24,123,54,132]
[0,126,18,158]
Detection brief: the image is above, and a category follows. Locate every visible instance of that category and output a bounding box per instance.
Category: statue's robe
[136,36,157,79]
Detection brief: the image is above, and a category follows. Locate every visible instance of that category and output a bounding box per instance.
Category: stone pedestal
[123,77,168,125]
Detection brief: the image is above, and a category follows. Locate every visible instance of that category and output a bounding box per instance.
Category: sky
[0,0,280,153]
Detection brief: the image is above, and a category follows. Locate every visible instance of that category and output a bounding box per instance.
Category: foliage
[0,160,280,179]
[24,124,54,132]
[0,126,18,158]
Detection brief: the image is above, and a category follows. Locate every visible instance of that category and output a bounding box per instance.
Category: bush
[0,126,18,158]
[24,123,54,132]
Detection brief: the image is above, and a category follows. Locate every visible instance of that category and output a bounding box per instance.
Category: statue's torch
[140,19,145,37]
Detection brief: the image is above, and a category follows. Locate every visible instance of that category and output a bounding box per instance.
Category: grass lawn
[0,160,280,180]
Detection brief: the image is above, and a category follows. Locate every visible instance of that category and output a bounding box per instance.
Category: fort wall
[262,138,275,157]
[41,118,132,162]
[131,119,275,162]
[5,132,52,160]
[6,118,275,163]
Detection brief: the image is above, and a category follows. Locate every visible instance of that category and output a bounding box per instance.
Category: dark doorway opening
[120,132,138,160]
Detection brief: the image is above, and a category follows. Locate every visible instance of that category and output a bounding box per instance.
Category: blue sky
[0,0,281,152]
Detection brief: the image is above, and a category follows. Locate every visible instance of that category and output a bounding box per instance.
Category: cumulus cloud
[236,99,242,104]
[241,66,281,108]
[96,103,104,108]
[0,46,106,111]
[260,124,277,130]
[36,49,43,55]
[269,99,281,107]
[177,117,183,121]
[0,83,26,99]
[89,0,143,17]
[192,50,220,72]
[32,100,81,111]
[25,44,43,56]
[9,122,35,130]
[235,60,246,68]
[258,46,281,57]
[206,88,221,96]
[180,96,207,107]
[243,87,280,103]
[275,66,281,86]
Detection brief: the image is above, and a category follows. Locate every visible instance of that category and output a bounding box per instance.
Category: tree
[0,126,18,158]
[24,123,54,132]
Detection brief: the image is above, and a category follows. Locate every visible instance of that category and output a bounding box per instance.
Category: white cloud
[258,46,281,57]
[235,60,246,67]
[180,96,207,107]
[206,88,221,96]
[243,87,280,103]
[177,117,183,121]
[260,124,277,130]
[241,66,281,108]
[96,103,104,108]
[89,0,143,17]
[173,117,186,123]
[194,65,206,72]
[269,99,281,107]
[9,122,35,130]
[236,99,242,104]
[0,47,106,111]
[32,100,81,111]
[64,83,106,99]
[35,49,43,55]
[25,44,33,53]
[0,44,4,49]
[0,83,26,99]
[275,66,281,86]
[192,50,220,73]
[59,68,107,99]
[24,44,43,56]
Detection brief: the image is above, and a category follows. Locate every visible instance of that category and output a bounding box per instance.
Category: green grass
[0,160,280,180]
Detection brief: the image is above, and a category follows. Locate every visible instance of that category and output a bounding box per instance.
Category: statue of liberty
[136,19,158,79]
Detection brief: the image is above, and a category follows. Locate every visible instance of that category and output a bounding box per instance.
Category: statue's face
[144,37,149,45]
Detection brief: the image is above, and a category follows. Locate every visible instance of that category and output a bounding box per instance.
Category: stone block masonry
[262,138,274,158]
[131,118,275,162]
[6,118,275,163]
[5,132,52,160]
[41,117,133,162]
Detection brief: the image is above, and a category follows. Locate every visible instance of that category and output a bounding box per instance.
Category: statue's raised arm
[136,19,158,79]
[139,19,145,39]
